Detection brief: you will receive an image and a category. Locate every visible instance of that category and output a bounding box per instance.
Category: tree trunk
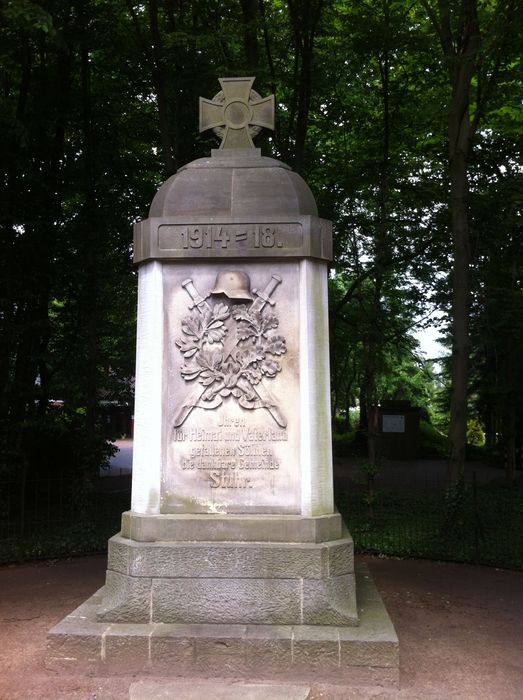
[240,0,259,71]
[359,385,368,431]
[148,0,175,175]
[125,0,175,173]
[364,355,380,466]
[447,145,471,484]
[502,256,518,484]
[286,0,323,173]
[504,406,517,484]
[80,36,100,476]
[422,0,480,486]
[259,0,276,95]
[5,37,71,463]
[363,15,391,469]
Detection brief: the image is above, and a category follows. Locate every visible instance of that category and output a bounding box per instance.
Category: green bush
[0,523,113,565]
[0,480,130,565]
[467,417,486,446]
[332,431,355,457]
[20,411,116,480]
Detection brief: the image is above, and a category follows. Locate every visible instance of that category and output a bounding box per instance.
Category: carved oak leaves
[175,301,287,412]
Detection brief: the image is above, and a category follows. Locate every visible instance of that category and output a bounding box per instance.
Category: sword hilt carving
[251,274,282,311]
[181,278,209,311]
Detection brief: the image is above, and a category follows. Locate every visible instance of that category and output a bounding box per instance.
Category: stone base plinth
[47,564,398,687]
[96,521,358,626]
[48,512,399,686]
[121,511,345,543]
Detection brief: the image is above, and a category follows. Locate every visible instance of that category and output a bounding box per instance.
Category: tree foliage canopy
[0,0,521,483]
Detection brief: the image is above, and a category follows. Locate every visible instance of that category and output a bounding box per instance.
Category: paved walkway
[334,456,505,492]
[101,439,133,477]
[0,554,522,699]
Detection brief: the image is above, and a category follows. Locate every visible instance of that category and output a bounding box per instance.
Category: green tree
[419,0,522,484]
[0,0,521,499]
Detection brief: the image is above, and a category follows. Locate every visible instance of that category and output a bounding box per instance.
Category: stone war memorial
[48,78,399,687]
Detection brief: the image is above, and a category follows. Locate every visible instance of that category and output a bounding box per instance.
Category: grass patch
[332,419,445,459]
[418,420,448,458]
[333,420,490,462]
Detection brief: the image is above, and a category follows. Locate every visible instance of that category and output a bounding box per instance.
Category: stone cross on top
[199,77,274,149]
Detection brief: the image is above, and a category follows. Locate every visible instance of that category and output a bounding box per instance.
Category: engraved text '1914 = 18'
[158,223,302,252]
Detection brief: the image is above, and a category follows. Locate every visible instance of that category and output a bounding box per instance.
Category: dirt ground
[0,553,522,699]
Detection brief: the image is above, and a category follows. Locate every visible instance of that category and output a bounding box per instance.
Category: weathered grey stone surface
[328,539,354,576]
[131,121,336,517]
[46,617,103,675]
[152,577,302,624]
[98,528,357,625]
[107,532,353,580]
[48,78,398,687]
[106,535,129,574]
[150,151,318,217]
[120,510,344,543]
[46,564,399,685]
[134,149,332,264]
[130,680,311,700]
[103,624,150,673]
[199,77,275,150]
[96,570,151,623]
[163,261,302,515]
[243,625,292,674]
[301,574,358,626]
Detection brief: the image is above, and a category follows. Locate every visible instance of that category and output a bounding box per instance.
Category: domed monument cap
[134,77,331,263]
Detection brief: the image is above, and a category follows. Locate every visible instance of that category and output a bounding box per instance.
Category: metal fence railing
[0,476,131,563]
[336,476,523,570]
[1,473,521,571]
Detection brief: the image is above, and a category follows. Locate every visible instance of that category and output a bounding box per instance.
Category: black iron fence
[0,476,131,564]
[337,475,523,570]
[0,472,522,570]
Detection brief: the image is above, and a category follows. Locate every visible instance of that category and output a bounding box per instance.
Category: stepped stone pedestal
[98,514,358,627]
[47,77,398,686]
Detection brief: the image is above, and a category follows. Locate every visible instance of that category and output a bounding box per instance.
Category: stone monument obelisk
[48,78,398,686]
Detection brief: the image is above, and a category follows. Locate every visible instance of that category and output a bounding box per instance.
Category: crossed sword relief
[173,273,287,429]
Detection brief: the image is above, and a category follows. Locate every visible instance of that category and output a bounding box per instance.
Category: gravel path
[0,554,522,699]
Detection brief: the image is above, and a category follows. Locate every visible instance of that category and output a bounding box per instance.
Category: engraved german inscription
[173,421,287,490]
[158,223,302,252]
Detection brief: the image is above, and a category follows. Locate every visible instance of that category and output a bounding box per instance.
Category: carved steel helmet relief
[174,271,287,428]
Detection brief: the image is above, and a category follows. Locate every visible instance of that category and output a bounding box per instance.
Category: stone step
[129,680,311,700]
[47,563,399,688]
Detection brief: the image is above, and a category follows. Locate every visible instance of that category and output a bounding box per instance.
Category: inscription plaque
[382,414,405,433]
[134,216,332,263]
[162,261,300,514]
[158,222,303,253]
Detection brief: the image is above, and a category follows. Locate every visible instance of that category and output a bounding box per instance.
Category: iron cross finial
[199,77,275,149]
